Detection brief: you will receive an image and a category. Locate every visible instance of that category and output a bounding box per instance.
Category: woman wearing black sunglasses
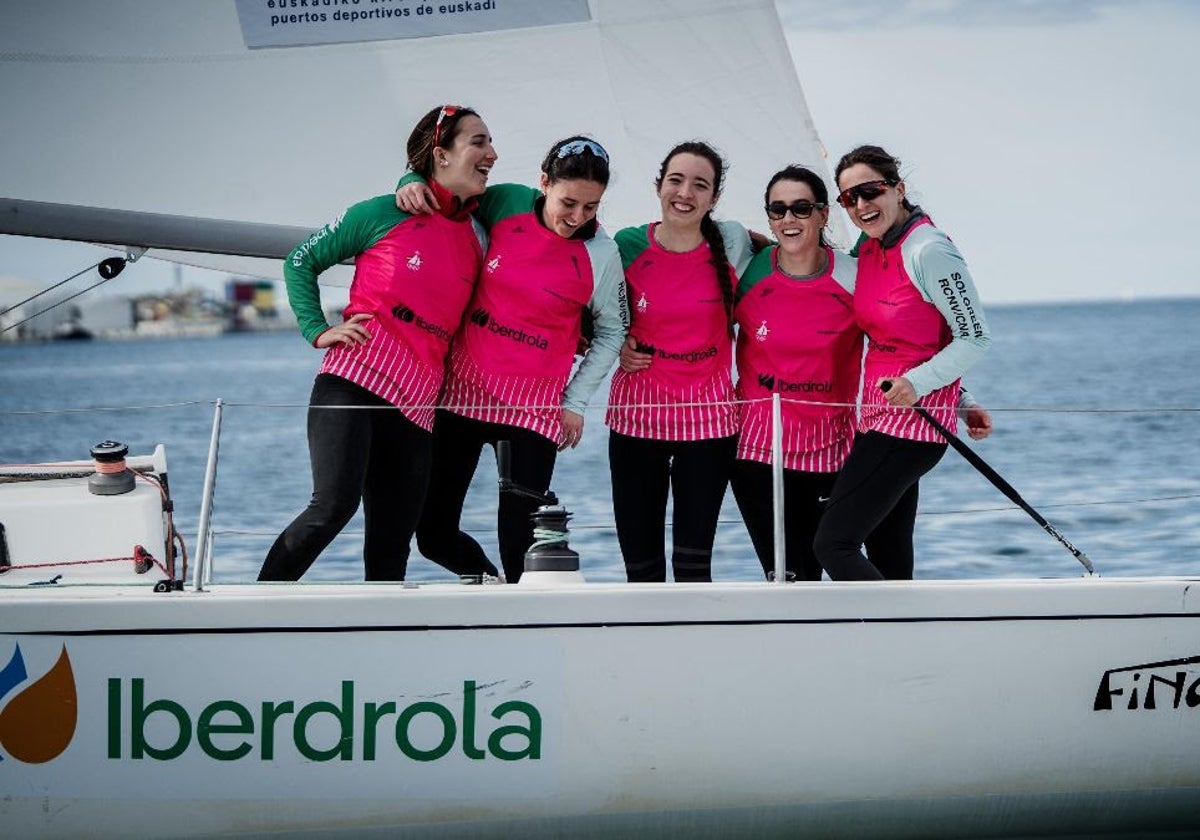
[813,145,992,580]
[730,164,864,581]
[394,136,628,583]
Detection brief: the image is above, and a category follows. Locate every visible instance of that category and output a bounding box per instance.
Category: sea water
[2,298,1198,583]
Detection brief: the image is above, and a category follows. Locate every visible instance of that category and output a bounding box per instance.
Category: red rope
[133,471,189,582]
[0,465,190,583]
[94,458,128,475]
[3,545,171,577]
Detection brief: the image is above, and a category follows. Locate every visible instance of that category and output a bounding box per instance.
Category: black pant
[608,431,735,582]
[731,459,836,582]
[416,409,558,583]
[813,431,947,581]
[259,374,432,582]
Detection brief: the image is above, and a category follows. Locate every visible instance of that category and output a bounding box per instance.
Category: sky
[2,0,1198,307]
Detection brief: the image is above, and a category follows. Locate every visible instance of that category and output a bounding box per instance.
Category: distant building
[227,279,277,316]
[2,273,294,341]
[0,276,39,341]
[130,286,227,338]
[65,297,135,338]
[226,278,293,332]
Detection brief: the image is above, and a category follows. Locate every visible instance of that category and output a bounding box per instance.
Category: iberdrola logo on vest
[0,643,77,763]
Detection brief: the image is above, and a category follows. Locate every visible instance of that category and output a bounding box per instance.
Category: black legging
[730,459,836,582]
[416,409,558,583]
[259,374,432,582]
[609,431,735,582]
[814,431,946,580]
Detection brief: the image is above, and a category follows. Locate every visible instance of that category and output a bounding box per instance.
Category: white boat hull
[3,577,1198,839]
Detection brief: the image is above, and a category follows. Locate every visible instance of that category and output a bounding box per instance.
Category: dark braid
[699,211,735,338]
[656,141,734,337]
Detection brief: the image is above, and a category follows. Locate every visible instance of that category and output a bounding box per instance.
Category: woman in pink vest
[259,105,495,582]
[396,137,628,583]
[814,145,992,580]
[732,165,863,582]
[605,141,756,582]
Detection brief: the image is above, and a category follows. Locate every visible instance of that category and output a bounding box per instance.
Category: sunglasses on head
[555,139,610,163]
[764,200,827,220]
[835,178,897,208]
[432,104,461,148]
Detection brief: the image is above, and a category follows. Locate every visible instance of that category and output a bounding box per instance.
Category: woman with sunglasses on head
[395,135,627,583]
[258,105,496,582]
[813,144,991,581]
[604,141,758,583]
[730,165,863,582]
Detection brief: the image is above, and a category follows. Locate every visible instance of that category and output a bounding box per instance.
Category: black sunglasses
[835,178,897,208]
[764,200,826,220]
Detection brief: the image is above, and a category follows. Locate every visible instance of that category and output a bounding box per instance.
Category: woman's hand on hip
[315,313,373,349]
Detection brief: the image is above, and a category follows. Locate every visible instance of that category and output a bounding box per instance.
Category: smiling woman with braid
[604,141,758,583]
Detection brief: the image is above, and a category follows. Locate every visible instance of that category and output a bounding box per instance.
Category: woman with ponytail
[605,142,757,582]
[814,144,992,581]
[259,105,496,582]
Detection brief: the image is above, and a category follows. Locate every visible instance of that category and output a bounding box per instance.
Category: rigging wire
[0,261,101,314]
[0,256,127,334]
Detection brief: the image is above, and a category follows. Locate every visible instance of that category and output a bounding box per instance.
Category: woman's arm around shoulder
[716,218,756,275]
[563,233,630,416]
[392,173,535,229]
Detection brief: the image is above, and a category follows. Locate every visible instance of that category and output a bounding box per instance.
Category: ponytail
[699,213,735,338]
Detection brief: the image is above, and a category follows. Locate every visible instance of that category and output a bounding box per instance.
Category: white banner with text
[235,0,591,49]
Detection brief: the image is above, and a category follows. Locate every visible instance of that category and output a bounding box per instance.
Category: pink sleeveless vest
[441,211,595,442]
[607,223,736,440]
[735,247,861,472]
[855,216,959,440]
[320,210,481,431]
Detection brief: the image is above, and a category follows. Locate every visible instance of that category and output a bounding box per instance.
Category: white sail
[0,0,842,285]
